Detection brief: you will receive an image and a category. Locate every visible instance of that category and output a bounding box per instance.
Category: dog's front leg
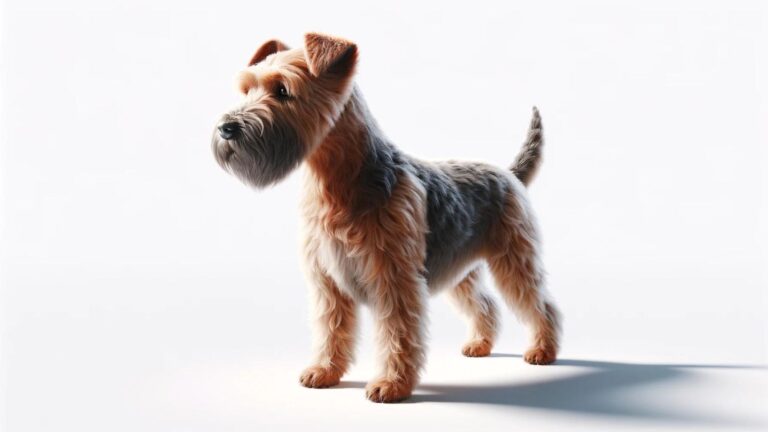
[365,257,428,403]
[299,270,357,388]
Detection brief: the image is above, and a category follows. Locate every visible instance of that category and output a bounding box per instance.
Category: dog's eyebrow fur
[238,57,309,97]
[236,71,258,94]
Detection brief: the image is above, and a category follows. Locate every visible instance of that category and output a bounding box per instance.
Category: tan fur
[485,189,561,365]
[299,273,356,388]
[213,33,561,403]
[304,163,429,402]
[248,39,290,67]
[447,268,500,357]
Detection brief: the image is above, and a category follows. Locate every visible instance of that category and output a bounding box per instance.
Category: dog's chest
[314,231,372,302]
[302,180,381,302]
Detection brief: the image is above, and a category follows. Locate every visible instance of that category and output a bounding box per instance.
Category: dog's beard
[212,111,306,188]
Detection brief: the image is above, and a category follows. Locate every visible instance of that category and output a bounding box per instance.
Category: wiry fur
[447,268,499,357]
[212,33,562,403]
[510,106,544,186]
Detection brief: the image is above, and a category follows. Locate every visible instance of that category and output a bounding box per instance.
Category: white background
[1,1,766,431]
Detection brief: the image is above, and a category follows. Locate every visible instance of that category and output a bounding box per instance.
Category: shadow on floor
[336,355,766,428]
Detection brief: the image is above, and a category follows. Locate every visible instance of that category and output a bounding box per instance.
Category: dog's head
[211,33,358,188]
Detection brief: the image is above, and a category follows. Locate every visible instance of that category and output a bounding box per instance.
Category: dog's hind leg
[447,267,499,357]
[487,251,561,364]
[486,195,561,365]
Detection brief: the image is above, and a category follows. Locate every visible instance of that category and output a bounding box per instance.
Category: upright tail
[510,107,544,186]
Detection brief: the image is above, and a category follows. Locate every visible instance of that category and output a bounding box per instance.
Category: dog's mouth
[211,131,240,171]
[211,111,308,188]
[219,140,235,163]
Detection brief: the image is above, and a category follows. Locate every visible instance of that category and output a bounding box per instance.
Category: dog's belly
[315,229,481,301]
[425,258,483,293]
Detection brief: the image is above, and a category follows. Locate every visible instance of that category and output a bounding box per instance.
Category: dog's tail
[510,107,544,186]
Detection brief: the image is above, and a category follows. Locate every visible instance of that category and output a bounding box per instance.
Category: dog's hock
[304,32,358,78]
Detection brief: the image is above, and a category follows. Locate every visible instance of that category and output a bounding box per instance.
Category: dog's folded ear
[304,33,358,78]
[248,39,290,66]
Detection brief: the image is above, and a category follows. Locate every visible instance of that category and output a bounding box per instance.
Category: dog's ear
[248,39,290,66]
[304,33,358,78]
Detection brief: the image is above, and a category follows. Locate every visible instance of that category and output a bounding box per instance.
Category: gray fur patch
[409,160,514,288]
[211,110,305,188]
[338,120,517,288]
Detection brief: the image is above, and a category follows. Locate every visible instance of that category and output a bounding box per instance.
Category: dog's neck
[307,86,395,205]
[306,86,400,215]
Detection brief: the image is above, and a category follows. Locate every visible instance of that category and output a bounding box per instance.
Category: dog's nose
[218,122,241,140]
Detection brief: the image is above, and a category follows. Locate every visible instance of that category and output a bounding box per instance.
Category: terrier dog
[211,33,561,403]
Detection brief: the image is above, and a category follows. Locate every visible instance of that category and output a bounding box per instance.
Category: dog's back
[408,108,544,290]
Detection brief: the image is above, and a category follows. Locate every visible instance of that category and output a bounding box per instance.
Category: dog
[211,33,561,403]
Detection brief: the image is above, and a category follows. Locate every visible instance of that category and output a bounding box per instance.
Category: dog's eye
[275,83,290,100]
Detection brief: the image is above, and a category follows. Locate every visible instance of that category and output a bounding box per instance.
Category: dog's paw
[461,339,492,357]
[299,365,341,388]
[365,378,413,403]
[523,346,557,365]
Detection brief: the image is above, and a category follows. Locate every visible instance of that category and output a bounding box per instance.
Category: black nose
[218,122,241,140]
